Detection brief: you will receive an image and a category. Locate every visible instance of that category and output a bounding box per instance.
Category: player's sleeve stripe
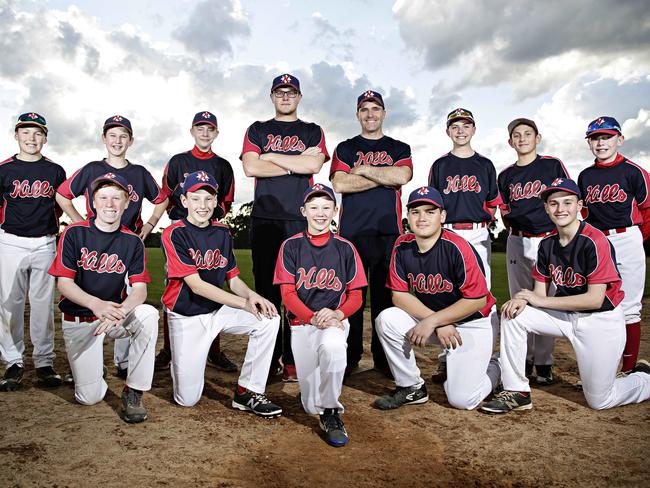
[442,232,489,298]
[0,156,13,165]
[226,267,240,280]
[386,236,411,291]
[47,226,78,278]
[627,160,650,208]
[273,236,298,284]
[240,127,262,159]
[394,157,413,168]
[317,127,330,162]
[56,167,82,198]
[337,237,367,289]
[162,224,197,278]
[329,148,351,176]
[582,226,620,284]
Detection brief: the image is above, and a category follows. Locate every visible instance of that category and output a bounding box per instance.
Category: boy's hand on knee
[434,324,462,350]
[312,308,344,327]
[501,298,527,319]
[408,321,436,348]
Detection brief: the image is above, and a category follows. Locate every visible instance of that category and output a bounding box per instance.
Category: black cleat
[0,364,24,392]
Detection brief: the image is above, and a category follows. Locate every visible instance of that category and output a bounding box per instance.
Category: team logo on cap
[416,187,429,195]
[551,178,564,186]
[27,113,39,120]
[595,118,605,126]
[312,183,324,191]
[202,112,212,119]
[196,171,210,182]
[281,74,292,84]
[363,91,375,98]
[112,116,123,122]
[105,173,116,179]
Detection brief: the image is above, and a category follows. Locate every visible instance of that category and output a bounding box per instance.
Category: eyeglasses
[273,90,300,99]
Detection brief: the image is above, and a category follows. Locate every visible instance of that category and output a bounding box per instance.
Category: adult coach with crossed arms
[241,74,329,381]
[330,90,413,376]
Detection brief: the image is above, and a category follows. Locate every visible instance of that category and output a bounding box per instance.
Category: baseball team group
[2,73,650,448]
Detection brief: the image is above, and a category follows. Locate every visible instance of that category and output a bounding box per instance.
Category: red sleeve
[387,238,410,292]
[159,160,173,200]
[128,237,151,284]
[337,288,362,319]
[224,177,235,204]
[56,167,83,199]
[273,239,296,285]
[329,148,351,176]
[346,243,368,290]
[394,157,413,169]
[485,193,503,208]
[640,207,650,241]
[280,283,314,323]
[161,227,197,279]
[48,227,77,279]
[454,239,489,299]
[240,126,262,159]
[316,128,330,163]
[586,233,620,284]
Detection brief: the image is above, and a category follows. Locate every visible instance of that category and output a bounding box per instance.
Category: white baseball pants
[0,230,56,368]
[500,305,650,409]
[376,307,500,410]
[167,305,279,407]
[444,226,491,288]
[62,304,159,405]
[506,234,555,366]
[290,320,349,415]
[606,227,644,324]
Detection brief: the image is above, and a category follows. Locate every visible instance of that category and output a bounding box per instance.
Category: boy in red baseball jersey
[274,183,367,447]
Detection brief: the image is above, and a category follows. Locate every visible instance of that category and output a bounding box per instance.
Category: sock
[621,321,641,373]
[162,311,170,353]
[237,385,247,395]
[208,334,221,357]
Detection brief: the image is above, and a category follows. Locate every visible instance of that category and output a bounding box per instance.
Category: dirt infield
[2,306,649,488]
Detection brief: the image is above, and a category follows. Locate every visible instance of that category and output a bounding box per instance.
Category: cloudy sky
[1,0,649,227]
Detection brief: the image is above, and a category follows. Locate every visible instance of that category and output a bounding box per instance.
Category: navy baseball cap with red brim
[407,186,445,209]
[539,178,581,201]
[303,183,336,203]
[91,173,130,195]
[182,170,219,195]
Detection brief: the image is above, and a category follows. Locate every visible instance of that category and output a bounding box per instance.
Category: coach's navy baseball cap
[406,186,445,210]
[447,107,475,127]
[585,116,622,138]
[182,171,219,195]
[303,183,336,203]
[103,115,133,136]
[540,178,581,201]
[192,111,218,128]
[357,90,385,109]
[508,118,538,136]
[271,73,300,93]
[15,112,48,135]
[91,173,130,195]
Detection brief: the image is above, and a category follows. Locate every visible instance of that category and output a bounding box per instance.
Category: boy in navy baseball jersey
[48,173,159,423]
[56,116,167,379]
[241,74,329,382]
[481,179,650,414]
[330,90,413,377]
[427,108,501,383]
[154,111,237,374]
[274,183,367,447]
[161,171,282,417]
[374,186,500,411]
[498,118,570,385]
[0,113,66,391]
[578,117,650,374]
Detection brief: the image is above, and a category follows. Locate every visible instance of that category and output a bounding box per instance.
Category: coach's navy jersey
[387,231,496,323]
[498,155,570,234]
[57,160,165,233]
[161,146,235,221]
[48,220,150,317]
[428,152,501,223]
[330,135,412,237]
[0,155,66,237]
[578,154,650,230]
[240,119,329,221]
[273,231,367,320]
[161,219,239,316]
[532,222,624,312]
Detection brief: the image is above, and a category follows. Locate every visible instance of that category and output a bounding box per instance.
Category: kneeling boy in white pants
[374,186,500,411]
[481,178,650,414]
[274,184,367,447]
[161,171,281,417]
[48,173,159,423]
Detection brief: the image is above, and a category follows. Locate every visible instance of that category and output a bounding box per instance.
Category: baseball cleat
[36,366,63,388]
[0,364,24,392]
[480,390,532,414]
[534,365,554,386]
[374,383,428,410]
[121,386,148,423]
[431,360,447,384]
[319,408,349,447]
[154,349,171,371]
[207,351,238,372]
[632,359,650,375]
[232,389,282,418]
[282,364,298,382]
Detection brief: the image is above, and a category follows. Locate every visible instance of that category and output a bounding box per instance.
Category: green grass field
[145,249,650,307]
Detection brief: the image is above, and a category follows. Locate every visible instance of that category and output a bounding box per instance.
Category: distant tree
[223,201,253,248]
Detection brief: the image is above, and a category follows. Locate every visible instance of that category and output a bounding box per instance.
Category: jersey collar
[191,145,214,159]
[594,153,625,168]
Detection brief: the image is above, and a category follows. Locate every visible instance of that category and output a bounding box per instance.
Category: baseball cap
[446,108,475,127]
[103,115,133,136]
[271,73,301,93]
[406,186,445,209]
[539,178,581,201]
[585,116,622,138]
[192,111,218,128]
[302,183,336,203]
[508,118,538,136]
[90,173,130,195]
[182,171,219,195]
[357,90,385,109]
[15,112,48,135]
